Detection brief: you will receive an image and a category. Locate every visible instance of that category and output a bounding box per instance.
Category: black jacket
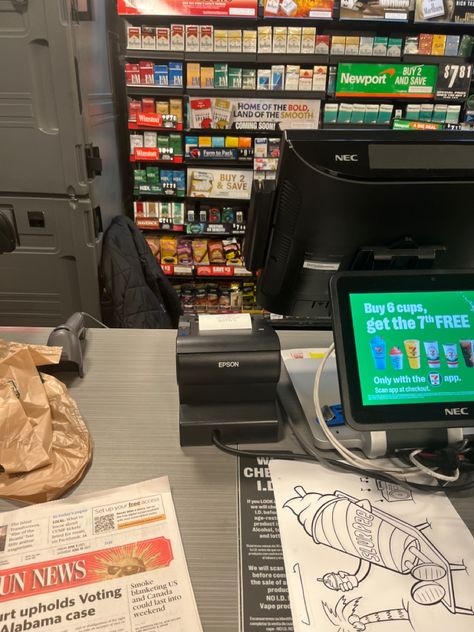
[101,216,182,328]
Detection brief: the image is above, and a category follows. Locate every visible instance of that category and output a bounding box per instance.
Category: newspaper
[0,478,203,632]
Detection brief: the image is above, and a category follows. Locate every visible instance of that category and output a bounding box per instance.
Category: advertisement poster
[0,478,202,631]
[340,0,409,21]
[232,99,321,131]
[238,456,293,632]
[263,0,333,19]
[349,290,474,406]
[415,0,474,23]
[436,62,473,100]
[117,0,257,17]
[336,63,438,98]
[188,168,253,199]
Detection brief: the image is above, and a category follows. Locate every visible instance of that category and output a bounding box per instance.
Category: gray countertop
[0,327,472,631]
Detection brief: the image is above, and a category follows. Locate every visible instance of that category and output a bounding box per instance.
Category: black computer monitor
[245,130,474,326]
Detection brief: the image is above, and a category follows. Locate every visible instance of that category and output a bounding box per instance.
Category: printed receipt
[0,478,202,632]
[198,313,252,331]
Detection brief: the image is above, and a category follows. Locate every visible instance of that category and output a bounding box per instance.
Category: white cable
[409,449,460,482]
[313,344,425,480]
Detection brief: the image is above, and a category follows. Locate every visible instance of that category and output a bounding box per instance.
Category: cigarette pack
[364,104,379,124]
[351,104,365,125]
[155,101,169,115]
[327,66,337,95]
[254,138,268,157]
[243,30,257,53]
[239,136,253,148]
[214,30,228,52]
[432,104,447,122]
[212,136,225,147]
[387,38,402,57]
[125,63,140,85]
[157,135,170,151]
[287,27,302,53]
[213,99,234,129]
[359,36,374,55]
[200,66,215,88]
[171,24,185,51]
[406,104,421,120]
[281,0,298,16]
[169,133,182,156]
[190,98,213,129]
[404,35,419,55]
[186,25,199,52]
[418,33,433,55]
[172,170,186,195]
[285,65,300,90]
[258,26,272,53]
[214,63,229,89]
[432,34,446,56]
[337,104,353,124]
[187,63,201,88]
[377,104,393,124]
[257,69,271,90]
[445,35,460,56]
[420,104,434,121]
[144,131,157,147]
[373,37,388,55]
[228,67,242,89]
[458,35,474,57]
[140,61,155,85]
[200,25,214,52]
[273,27,287,54]
[301,27,316,54]
[331,36,346,55]
[168,61,183,87]
[446,104,461,123]
[265,0,280,13]
[299,68,313,91]
[228,30,242,53]
[156,28,170,51]
[172,203,184,225]
[148,202,159,218]
[130,133,143,153]
[271,65,285,91]
[225,137,239,148]
[268,138,280,157]
[242,68,257,90]
[312,65,327,92]
[345,37,360,56]
[185,136,199,154]
[128,99,142,122]
[169,99,183,124]
[315,35,330,55]
[159,202,171,221]
[142,26,156,50]
[142,97,155,114]
[127,26,141,49]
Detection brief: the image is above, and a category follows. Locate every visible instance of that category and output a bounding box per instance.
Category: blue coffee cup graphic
[370,336,386,370]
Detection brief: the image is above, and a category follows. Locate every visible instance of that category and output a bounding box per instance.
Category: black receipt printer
[176,314,282,446]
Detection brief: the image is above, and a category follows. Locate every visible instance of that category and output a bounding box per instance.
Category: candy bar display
[172,280,261,314]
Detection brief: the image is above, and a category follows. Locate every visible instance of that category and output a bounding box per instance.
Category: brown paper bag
[0,339,92,504]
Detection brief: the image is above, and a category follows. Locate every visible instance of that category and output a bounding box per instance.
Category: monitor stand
[351,239,445,272]
[278,341,467,458]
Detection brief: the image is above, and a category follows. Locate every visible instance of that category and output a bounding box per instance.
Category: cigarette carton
[171,24,185,51]
[156,27,170,51]
[200,25,214,52]
[127,26,141,50]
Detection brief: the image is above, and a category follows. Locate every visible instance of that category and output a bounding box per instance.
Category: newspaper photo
[0,478,203,632]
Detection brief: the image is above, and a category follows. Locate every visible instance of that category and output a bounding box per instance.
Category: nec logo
[444,407,469,416]
[335,154,359,162]
[218,361,240,368]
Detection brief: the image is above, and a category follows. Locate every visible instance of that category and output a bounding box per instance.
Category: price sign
[436,63,473,101]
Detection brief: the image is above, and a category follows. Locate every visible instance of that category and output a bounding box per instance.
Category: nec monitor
[331,270,474,431]
[246,130,474,325]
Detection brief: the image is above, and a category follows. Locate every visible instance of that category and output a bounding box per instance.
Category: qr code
[94,513,116,534]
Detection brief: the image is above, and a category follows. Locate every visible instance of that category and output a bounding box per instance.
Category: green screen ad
[349,291,474,406]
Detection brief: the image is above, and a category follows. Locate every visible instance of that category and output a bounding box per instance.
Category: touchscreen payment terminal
[331,271,474,432]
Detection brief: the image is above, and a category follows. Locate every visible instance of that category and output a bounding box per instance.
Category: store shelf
[125,50,185,60]
[128,122,183,131]
[186,88,326,98]
[134,191,186,199]
[161,263,253,277]
[402,55,473,64]
[185,196,251,204]
[331,55,402,64]
[185,127,283,136]
[184,159,254,168]
[186,52,257,62]
[257,53,329,64]
[136,219,185,231]
[126,85,184,96]
[130,152,184,163]
[322,123,391,129]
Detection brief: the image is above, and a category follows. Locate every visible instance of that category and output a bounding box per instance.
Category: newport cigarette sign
[336,63,438,98]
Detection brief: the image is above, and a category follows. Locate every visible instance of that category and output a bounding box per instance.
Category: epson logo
[335,154,359,162]
[218,361,240,368]
[444,407,469,416]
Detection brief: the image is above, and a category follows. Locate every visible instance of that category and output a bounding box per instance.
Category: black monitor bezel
[330,270,474,431]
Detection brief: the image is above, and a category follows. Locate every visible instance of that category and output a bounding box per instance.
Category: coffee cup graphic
[404,340,420,369]
[390,346,403,370]
[424,341,440,368]
[370,336,386,370]
[460,340,474,368]
[443,343,458,368]
[429,373,441,386]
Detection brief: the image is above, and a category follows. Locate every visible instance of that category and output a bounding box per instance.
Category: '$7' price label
[443,63,472,89]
